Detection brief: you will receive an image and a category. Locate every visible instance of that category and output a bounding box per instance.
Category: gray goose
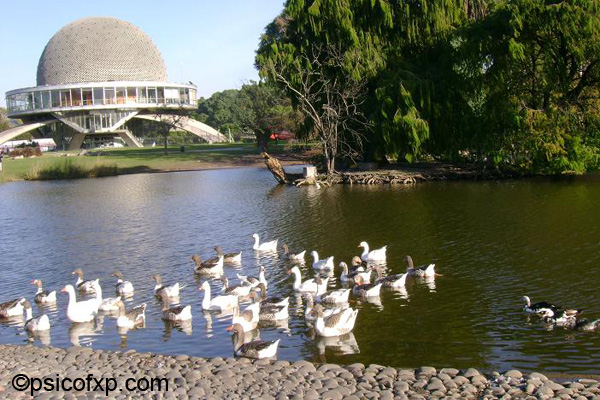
[352,275,382,297]
[228,323,280,359]
[405,256,437,277]
[151,274,184,298]
[72,269,99,294]
[254,283,288,307]
[116,301,146,328]
[160,294,192,321]
[215,246,242,263]
[250,291,289,321]
[192,254,224,275]
[220,276,252,297]
[0,298,26,318]
[31,279,57,303]
[373,266,408,288]
[282,243,306,262]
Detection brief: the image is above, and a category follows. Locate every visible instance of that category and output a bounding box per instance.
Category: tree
[261,43,370,173]
[0,108,10,132]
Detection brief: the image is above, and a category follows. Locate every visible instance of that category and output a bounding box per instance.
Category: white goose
[61,284,99,323]
[152,274,185,298]
[358,241,387,262]
[199,281,239,311]
[310,251,334,271]
[23,300,50,332]
[339,262,371,284]
[314,304,359,337]
[72,269,99,294]
[287,266,329,293]
[252,233,278,252]
[31,279,57,304]
[111,271,134,296]
[228,323,280,359]
[232,302,260,331]
[116,301,146,328]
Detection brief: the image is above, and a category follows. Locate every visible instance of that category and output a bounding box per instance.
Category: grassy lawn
[0,142,309,182]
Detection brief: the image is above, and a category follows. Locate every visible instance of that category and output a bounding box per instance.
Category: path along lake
[0,167,599,375]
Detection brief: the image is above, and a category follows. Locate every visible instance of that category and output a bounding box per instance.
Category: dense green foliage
[195,82,300,148]
[257,0,600,174]
[0,108,10,132]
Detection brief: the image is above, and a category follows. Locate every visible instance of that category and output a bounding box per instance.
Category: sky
[0,0,285,107]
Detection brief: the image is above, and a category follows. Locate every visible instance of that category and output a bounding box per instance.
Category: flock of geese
[1,232,597,359]
[0,234,440,359]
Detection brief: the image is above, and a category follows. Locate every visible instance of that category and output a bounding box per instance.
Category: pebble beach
[1,345,599,399]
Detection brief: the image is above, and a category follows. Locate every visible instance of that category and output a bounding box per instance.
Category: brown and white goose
[313,304,359,337]
[23,300,50,332]
[352,275,382,297]
[0,298,26,318]
[215,246,242,263]
[116,301,146,328]
[253,283,289,307]
[232,302,260,331]
[227,323,280,359]
[237,266,268,288]
[151,274,185,298]
[192,254,224,275]
[160,294,192,321]
[72,269,99,294]
[220,276,253,297]
[249,291,289,321]
[315,288,351,305]
[31,279,57,304]
[373,266,408,288]
[304,294,345,322]
[111,271,134,296]
[282,243,306,262]
[405,255,437,277]
[339,262,371,284]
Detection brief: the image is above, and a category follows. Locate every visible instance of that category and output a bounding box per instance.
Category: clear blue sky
[0,0,285,107]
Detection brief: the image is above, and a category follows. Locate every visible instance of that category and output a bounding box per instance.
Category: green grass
[0,142,309,182]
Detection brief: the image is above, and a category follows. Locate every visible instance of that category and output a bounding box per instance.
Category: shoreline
[1,344,598,399]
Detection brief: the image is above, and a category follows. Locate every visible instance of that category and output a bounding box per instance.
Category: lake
[1,167,599,375]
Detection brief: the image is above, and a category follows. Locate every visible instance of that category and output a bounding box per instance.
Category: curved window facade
[6,81,197,117]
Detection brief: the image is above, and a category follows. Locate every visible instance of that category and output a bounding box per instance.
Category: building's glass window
[138,87,147,103]
[42,91,50,109]
[165,88,179,104]
[51,90,61,107]
[157,87,165,104]
[82,89,93,106]
[148,87,157,103]
[93,88,103,105]
[116,87,126,104]
[126,87,137,103]
[60,90,71,107]
[105,88,115,105]
[34,92,43,109]
[71,88,82,106]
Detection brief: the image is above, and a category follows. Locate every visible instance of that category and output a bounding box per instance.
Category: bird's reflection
[27,329,51,346]
[424,276,436,292]
[162,319,193,340]
[203,311,214,338]
[315,332,360,356]
[389,286,410,301]
[68,321,99,347]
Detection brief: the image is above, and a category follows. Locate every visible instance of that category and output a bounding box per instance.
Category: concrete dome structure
[37,17,168,85]
[3,17,225,150]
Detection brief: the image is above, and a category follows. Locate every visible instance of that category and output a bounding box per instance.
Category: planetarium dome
[36,17,168,86]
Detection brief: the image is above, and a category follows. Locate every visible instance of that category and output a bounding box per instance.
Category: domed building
[2,17,225,149]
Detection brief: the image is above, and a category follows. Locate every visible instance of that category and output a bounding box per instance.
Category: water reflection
[314,332,360,356]
[68,321,100,347]
[1,169,600,373]
[28,329,51,346]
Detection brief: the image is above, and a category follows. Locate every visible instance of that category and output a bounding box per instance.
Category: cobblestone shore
[0,345,599,399]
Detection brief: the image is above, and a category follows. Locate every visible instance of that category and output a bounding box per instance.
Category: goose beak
[435,273,443,277]
[226,325,233,332]
[60,287,67,293]
[30,280,36,285]
[286,270,291,274]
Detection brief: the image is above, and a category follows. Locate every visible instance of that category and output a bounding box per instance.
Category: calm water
[0,168,599,374]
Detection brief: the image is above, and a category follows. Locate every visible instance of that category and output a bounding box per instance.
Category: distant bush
[25,158,119,180]
[10,147,42,158]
